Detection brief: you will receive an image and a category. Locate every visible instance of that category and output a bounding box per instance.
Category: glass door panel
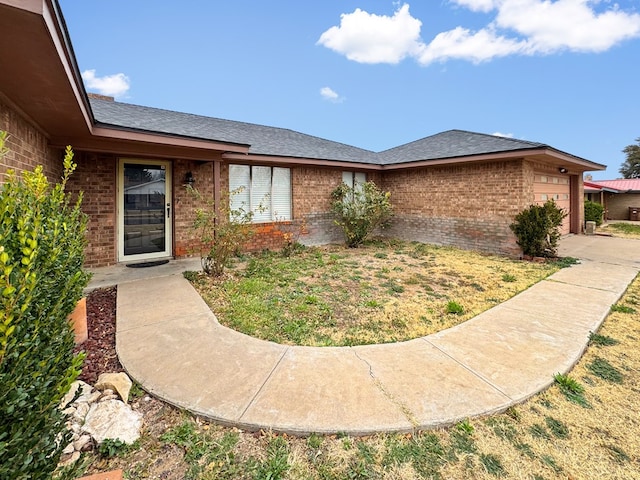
[120,162,171,260]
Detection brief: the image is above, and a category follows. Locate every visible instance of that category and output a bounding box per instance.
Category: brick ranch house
[1,0,605,268]
[585,179,640,221]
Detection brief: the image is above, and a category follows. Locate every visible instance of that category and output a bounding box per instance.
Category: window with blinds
[342,171,366,190]
[229,165,291,222]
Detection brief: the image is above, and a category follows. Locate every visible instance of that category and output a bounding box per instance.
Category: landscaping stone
[57,372,142,469]
[95,372,133,404]
[82,399,143,445]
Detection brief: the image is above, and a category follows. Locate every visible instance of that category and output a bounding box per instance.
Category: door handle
[166,203,171,218]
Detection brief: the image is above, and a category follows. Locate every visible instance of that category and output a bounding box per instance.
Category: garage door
[533,172,571,235]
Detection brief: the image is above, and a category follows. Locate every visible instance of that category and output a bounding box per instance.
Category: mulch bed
[74,287,123,384]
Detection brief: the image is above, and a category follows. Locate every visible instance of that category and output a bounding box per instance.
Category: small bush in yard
[0,135,90,479]
[584,200,604,226]
[330,181,393,248]
[510,200,567,258]
[190,187,256,277]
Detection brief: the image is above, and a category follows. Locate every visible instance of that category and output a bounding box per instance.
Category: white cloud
[418,26,526,65]
[317,4,425,64]
[452,0,498,13]
[319,2,640,66]
[495,0,640,54]
[492,131,514,138]
[82,69,130,98]
[320,86,344,103]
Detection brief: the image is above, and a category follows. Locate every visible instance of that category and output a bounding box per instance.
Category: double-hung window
[342,171,366,199]
[229,165,291,222]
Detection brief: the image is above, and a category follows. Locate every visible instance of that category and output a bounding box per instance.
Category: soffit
[0,1,92,138]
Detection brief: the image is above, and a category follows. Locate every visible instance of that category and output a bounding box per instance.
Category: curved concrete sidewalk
[115,236,639,435]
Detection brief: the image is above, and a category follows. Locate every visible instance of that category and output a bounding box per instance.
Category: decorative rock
[60,380,93,409]
[73,434,92,452]
[63,443,75,455]
[82,399,143,445]
[73,402,90,423]
[59,450,81,467]
[95,373,133,404]
[77,390,102,405]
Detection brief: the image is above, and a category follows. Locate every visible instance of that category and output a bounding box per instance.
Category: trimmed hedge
[0,137,90,479]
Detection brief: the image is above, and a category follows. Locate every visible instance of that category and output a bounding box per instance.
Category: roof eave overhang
[50,125,250,161]
[380,147,606,172]
[221,152,383,170]
[0,0,94,138]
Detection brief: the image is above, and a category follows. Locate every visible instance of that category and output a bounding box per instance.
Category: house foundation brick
[0,95,61,183]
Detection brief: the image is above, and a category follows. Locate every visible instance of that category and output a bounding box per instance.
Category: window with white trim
[229,165,291,222]
[342,171,366,191]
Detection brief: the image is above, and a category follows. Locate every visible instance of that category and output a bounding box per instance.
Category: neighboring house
[0,1,605,268]
[584,179,640,221]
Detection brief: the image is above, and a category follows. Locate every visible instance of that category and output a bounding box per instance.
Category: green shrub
[330,181,393,248]
[190,187,256,276]
[510,200,567,258]
[584,200,604,226]
[0,137,90,480]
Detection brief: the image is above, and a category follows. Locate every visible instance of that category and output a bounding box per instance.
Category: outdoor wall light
[558,167,568,174]
[184,171,195,187]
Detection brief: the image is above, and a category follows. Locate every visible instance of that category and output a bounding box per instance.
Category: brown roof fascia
[380,147,606,172]
[90,126,249,154]
[221,153,384,171]
[44,0,94,133]
[50,126,250,161]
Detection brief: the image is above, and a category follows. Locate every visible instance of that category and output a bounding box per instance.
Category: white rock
[82,399,142,445]
[73,402,90,423]
[100,394,119,402]
[60,380,93,409]
[62,406,76,417]
[73,434,92,452]
[62,443,75,455]
[76,390,102,405]
[95,373,133,404]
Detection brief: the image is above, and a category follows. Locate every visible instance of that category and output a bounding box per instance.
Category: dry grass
[81,271,640,480]
[189,240,561,346]
[598,222,640,239]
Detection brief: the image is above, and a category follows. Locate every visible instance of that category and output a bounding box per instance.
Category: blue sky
[59,1,640,180]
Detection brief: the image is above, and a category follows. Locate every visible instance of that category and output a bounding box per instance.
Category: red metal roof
[589,179,640,192]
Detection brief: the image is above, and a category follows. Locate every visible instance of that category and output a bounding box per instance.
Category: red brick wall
[0,96,62,183]
[66,152,117,267]
[173,159,216,257]
[381,160,528,256]
[292,166,345,245]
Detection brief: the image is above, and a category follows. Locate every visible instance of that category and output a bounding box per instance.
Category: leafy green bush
[190,187,256,276]
[0,137,90,479]
[584,200,604,226]
[510,200,567,258]
[330,181,393,248]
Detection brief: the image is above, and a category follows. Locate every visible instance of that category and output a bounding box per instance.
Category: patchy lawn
[599,222,640,239]
[75,271,640,480]
[187,240,564,346]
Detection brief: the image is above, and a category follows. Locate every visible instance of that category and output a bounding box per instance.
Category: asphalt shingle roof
[378,130,546,164]
[89,98,557,166]
[90,98,379,164]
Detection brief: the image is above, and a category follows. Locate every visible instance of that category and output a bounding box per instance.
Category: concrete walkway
[106,235,639,436]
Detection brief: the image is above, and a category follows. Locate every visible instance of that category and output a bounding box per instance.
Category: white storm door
[118,159,172,262]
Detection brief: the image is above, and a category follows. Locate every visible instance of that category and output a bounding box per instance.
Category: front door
[118,159,172,262]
